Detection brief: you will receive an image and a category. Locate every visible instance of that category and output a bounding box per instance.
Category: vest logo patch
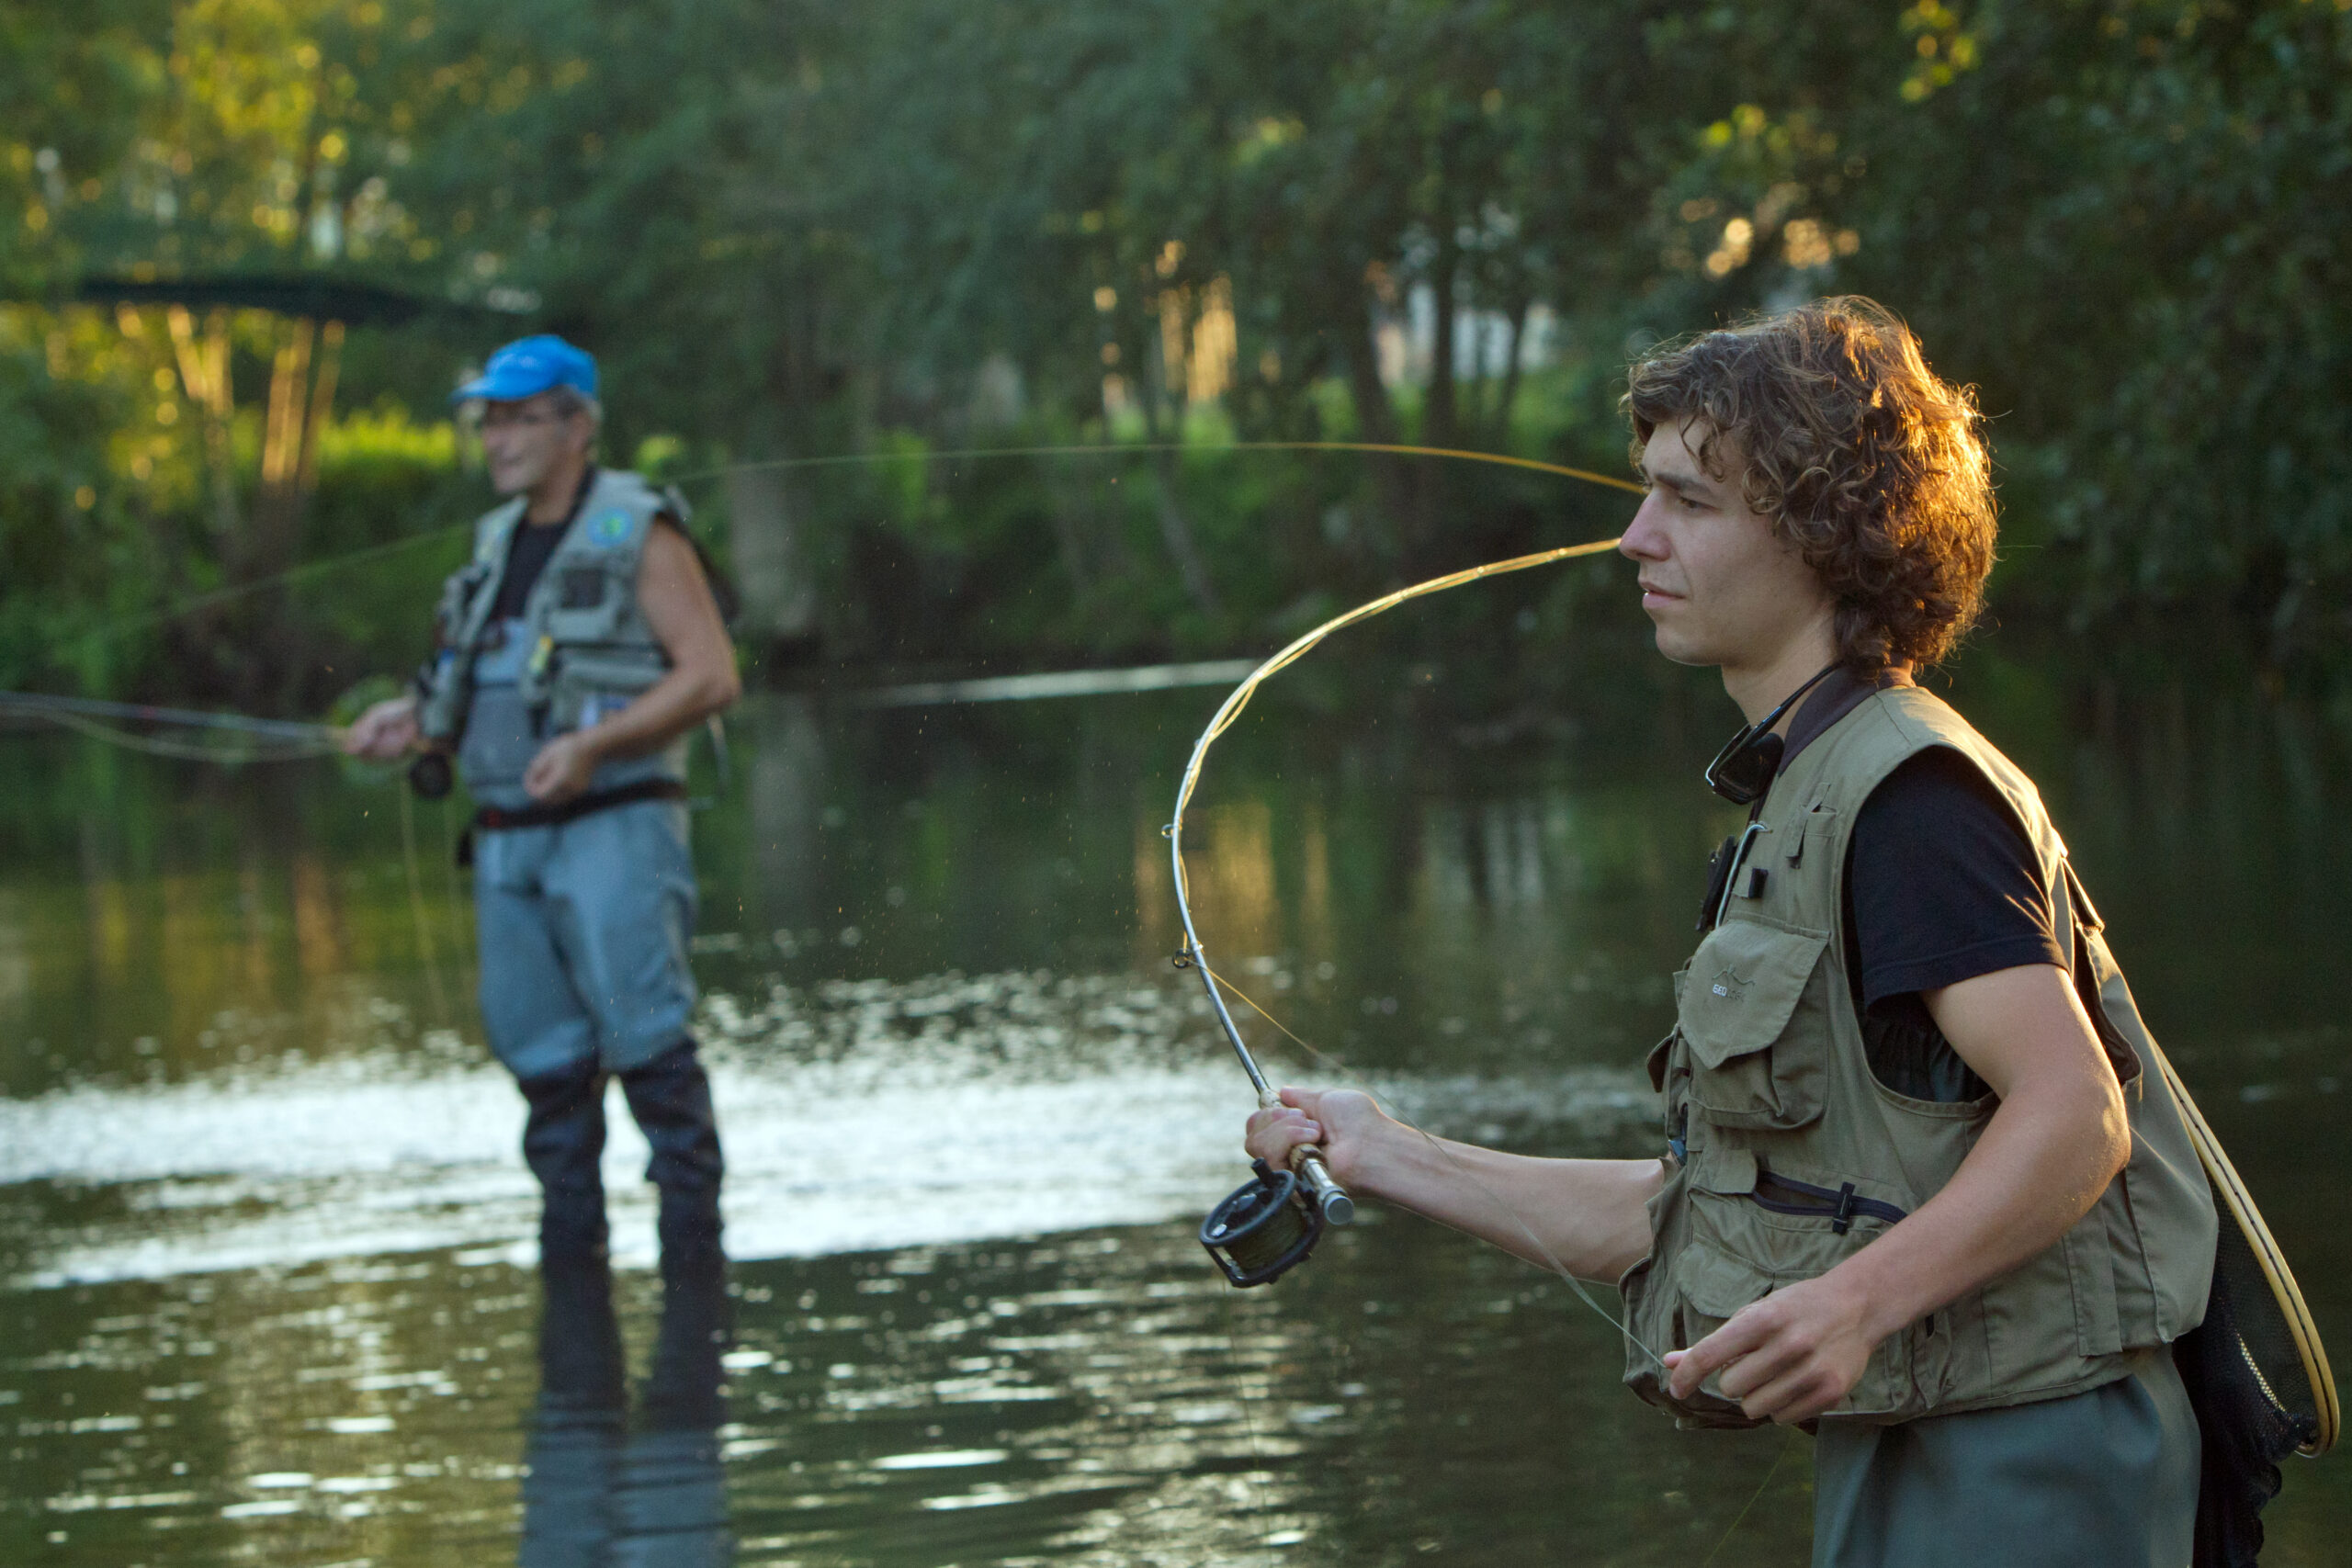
[1709,966,1749,1002]
[589,510,634,546]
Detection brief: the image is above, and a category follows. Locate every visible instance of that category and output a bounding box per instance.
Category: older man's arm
[521,522,741,803]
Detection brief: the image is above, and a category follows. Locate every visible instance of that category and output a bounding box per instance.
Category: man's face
[1618,418,1833,672]
[479,393,591,496]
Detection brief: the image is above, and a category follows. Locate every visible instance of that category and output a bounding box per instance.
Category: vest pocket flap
[1678,922,1827,1069]
[1677,1238,1776,1320]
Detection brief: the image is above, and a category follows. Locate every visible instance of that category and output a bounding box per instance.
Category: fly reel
[408,750,454,800]
[1200,1157,1326,1287]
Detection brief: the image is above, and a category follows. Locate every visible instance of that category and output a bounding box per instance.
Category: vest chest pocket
[541,560,635,643]
[1676,919,1829,1131]
[557,565,607,611]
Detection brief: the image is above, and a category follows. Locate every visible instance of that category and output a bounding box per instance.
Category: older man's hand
[343,695,421,761]
[523,730,604,804]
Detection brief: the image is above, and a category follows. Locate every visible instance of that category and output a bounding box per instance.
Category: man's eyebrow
[1645,462,1708,496]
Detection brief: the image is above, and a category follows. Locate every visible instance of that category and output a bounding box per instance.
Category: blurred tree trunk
[1342,299,1412,567]
[1424,229,1460,452]
[1139,334,1219,616]
[1415,222,1462,567]
[1488,295,1530,449]
[727,461,820,660]
[164,306,241,546]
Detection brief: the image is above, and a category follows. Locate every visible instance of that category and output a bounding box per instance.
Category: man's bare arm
[1247,1088,1662,1281]
[522,522,741,801]
[1665,961,2130,1423]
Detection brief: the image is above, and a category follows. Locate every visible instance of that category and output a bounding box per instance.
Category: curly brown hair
[1623,297,1996,672]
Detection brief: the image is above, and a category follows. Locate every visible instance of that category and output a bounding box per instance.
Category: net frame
[2152,1044,2338,1458]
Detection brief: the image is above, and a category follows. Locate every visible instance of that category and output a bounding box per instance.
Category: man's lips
[1639,581,1682,607]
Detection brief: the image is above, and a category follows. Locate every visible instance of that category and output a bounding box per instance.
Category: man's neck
[524,457,593,525]
[1722,626,1839,730]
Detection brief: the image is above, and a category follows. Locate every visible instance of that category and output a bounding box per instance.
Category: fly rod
[1170,532,1631,1286]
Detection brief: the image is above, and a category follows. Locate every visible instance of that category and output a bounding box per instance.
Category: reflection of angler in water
[522,1245,734,1566]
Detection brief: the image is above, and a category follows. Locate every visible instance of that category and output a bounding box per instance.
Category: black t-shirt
[1778,673,2067,1101]
[490,467,597,620]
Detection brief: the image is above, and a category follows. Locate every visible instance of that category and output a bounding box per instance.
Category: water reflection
[0,965,1651,1286]
[522,1247,732,1566]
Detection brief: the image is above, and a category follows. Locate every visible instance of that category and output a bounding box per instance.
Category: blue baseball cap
[448,334,599,404]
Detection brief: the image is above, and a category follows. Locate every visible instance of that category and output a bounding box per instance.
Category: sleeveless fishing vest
[415,468,689,809]
[1621,685,2216,1427]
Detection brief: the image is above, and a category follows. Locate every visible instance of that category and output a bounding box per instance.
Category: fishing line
[5,686,466,1041]
[1208,1277,1287,1542]
[438,796,481,1007]
[397,782,454,1032]
[74,525,473,649]
[671,439,1647,496]
[21,706,339,762]
[1699,1426,1801,1568]
[43,437,1640,656]
[0,691,342,751]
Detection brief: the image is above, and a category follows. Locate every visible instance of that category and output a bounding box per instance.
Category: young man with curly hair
[1247,298,2216,1566]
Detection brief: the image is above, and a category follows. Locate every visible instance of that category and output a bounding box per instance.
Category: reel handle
[1259,1089,1355,1225]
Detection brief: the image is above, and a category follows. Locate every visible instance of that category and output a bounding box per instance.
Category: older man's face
[479,393,590,498]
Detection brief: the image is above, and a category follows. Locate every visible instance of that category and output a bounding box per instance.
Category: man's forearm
[575,665,738,765]
[1348,1128,1662,1281]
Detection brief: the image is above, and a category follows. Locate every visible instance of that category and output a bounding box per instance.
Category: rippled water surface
[4,644,2348,1565]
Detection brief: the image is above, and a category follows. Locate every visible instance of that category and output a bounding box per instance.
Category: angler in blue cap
[345,335,740,1275]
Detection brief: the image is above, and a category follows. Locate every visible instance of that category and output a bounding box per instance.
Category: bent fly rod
[1170,519,1635,1287]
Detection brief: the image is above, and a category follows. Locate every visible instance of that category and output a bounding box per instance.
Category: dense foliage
[3,0,2347,704]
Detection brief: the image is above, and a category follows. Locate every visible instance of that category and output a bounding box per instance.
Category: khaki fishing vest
[416,468,687,805]
[1621,685,2215,1427]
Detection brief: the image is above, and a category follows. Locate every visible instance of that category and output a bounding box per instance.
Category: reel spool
[1200,1158,1326,1287]
[408,750,454,800]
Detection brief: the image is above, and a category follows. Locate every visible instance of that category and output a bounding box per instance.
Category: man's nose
[1618,496,1668,561]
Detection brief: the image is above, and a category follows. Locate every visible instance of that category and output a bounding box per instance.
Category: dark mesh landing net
[2175,1176,2323,1568]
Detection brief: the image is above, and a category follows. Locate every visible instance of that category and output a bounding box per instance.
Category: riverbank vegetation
[3,0,2347,708]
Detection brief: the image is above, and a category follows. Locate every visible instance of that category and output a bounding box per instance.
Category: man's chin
[1646,625,1715,670]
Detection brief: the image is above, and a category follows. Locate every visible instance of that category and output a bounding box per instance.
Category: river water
[2,636,2346,1565]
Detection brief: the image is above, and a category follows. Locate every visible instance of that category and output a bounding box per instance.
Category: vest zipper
[1744,1172,1907,1235]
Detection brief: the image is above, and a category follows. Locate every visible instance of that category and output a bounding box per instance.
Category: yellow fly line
[675,438,1652,496]
[94,439,1641,642]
